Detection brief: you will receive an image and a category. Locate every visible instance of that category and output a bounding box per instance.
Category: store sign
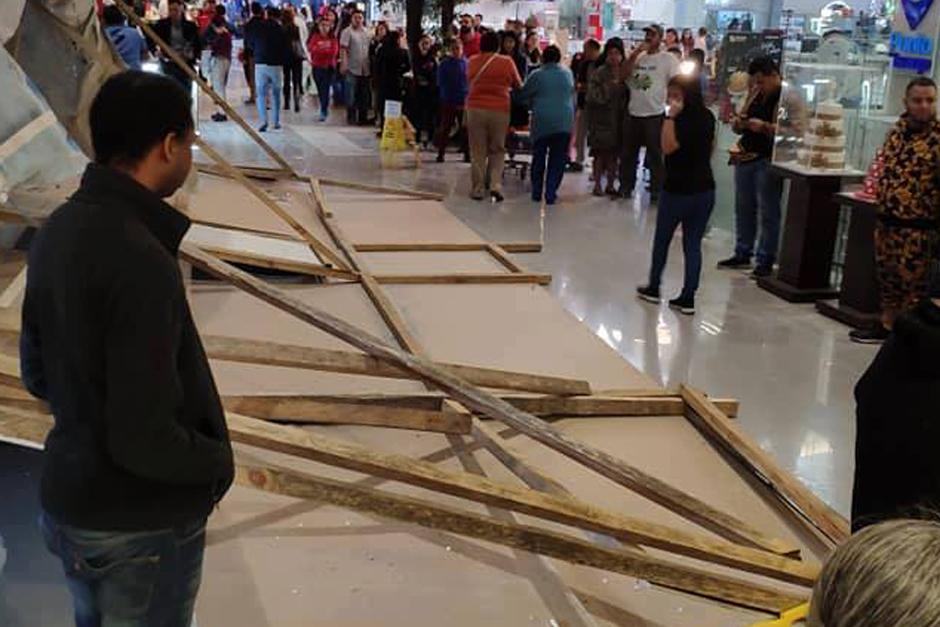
[890,32,934,73]
[902,0,935,29]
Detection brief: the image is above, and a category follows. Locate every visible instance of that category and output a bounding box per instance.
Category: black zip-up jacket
[20,164,234,531]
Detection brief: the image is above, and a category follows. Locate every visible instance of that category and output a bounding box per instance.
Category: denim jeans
[648,189,716,298]
[733,158,784,267]
[255,64,282,127]
[312,67,334,118]
[40,511,207,627]
[345,74,371,124]
[531,132,571,203]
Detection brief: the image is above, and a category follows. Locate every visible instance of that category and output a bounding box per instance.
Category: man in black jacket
[22,71,234,626]
[852,295,940,531]
[149,0,201,92]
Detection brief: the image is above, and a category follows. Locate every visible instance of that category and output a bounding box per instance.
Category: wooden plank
[0,265,27,308]
[111,0,299,178]
[181,244,799,557]
[499,395,740,418]
[0,112,57,163]
[223,412,818,586]
[317,177,445,201]
[485,244,525,274]
[0,354,25,390]
[202,335,591,396]
[195,162,290,181]
[237,464,808,615]
[353,243,542,253]
[193,139,351,271]
[195,244,358,281]
[221,396,470,434]
[373,273,552,285]
[223,393,446,412]
[681,385,850,547]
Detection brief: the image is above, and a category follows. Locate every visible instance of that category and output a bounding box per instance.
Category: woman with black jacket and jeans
[636,74,716,315]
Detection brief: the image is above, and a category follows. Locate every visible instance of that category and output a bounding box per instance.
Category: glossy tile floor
[0,79,877,625]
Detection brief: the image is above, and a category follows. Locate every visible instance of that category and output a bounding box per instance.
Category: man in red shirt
[460,25,481,58]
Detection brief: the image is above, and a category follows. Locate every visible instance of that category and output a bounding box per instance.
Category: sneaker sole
[669,304,695,315]
[636,294,661,304]
[717,264,752,270]
[849,336,886,345]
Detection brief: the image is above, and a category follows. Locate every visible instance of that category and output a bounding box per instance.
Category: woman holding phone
[636,74,716,315]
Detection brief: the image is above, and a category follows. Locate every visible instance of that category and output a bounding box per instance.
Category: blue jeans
[255,64,282,127]
[312,67,334,118]
[648,189,716,298]
[531,132,571,203]
[733,158,784,267]
[40,511,207,627]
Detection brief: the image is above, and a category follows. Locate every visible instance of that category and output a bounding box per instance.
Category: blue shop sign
[903,0,936,30]
[890,32,934,74]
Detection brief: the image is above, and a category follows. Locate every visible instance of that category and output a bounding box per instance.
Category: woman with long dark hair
[410,33,438,148]
[499,30,529,130]
[636,74,716,315]
[585,38,626,196]
[281,6,306,112]
[374,29,411,132]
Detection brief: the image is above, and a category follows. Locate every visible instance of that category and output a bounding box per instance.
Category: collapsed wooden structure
[0,1,852,623]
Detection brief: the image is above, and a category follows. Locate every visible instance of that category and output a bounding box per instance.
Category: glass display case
[772,60,888,175]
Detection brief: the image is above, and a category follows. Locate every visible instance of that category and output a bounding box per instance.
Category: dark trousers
[531,132,571,203]
[40,511,207,627]
[312,67,334,118]
[648,189,716,298]
[242,54,256,102]
[345,74,371,124]
[283,58,303,108]
[733,157,783,267]
[161,60,192,96]
[435,103,468,158]
[620,114,664,195]
[409,87,437,145]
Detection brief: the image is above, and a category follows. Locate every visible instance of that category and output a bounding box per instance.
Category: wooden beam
[485,243,525,274]
[499,395,739,418]
[0,265,27,309]
[112,0,299,178]
[353,242,542,253]
[223,393,445,412]
[193,139,351,272]
[316,177,445,201]
[237,464,808,615]
[681,385,850,547]
[221,396,470,434]
[195,244,358,281]
[195,162,291,181]
[223,412,818,586]
[202,335,591,396]
[181,244,799,557]
[373,273,552,285]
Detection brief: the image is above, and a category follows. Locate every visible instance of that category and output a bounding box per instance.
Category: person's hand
[666,95,684,118]
[632,42,648,57]
[745,118,765,132]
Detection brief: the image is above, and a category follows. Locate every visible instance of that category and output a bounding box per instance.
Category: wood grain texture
[224,412,818,586]
[202,335,592,396]
[498,395,740,418]
[194,244,358,281]
[222,396,470,434]
[236,464,808,614]
[181,244,798,557]
[111,0,298,177]
[681,385,850,547]
[485,244,525,274]
[373,273,552,285]
[353,242,543,253]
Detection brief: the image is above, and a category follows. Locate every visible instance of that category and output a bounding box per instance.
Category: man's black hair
[907,76,937,94]
[215,4,226,17]
[542,44,561,64]
[748,56,779,76]
[480,30,500,53]
[90,71,193,166]
[266,6,281,18]
[102,5,125,27]
[351,8,364,15]
[250,1,262,16]
[689,48,705,65]
[583,38,601,51]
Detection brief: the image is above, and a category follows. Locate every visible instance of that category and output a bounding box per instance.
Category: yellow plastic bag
[750,602,809,627]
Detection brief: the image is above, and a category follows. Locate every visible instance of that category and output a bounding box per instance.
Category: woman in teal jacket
[516,45,575,204]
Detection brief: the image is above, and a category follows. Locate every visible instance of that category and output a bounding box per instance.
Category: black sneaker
[636,285,661,304]
[717,255,752,270]
[669,295,695,315]
[490,191,504,203]
[258,124,268,133]
[750,265,773,279]
[849,325,890,344]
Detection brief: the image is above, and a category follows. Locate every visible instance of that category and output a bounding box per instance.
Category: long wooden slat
[485,243,525,274]
[681,385,850,547]
[202,335,591,396]
[353,242,543,253]
[237,464,808,614]
[316,177,445,201]
[193,140,351,271]
[374,273,551,285]
[181,244,798,556]
[111,0,299,178]
[195,244,358,281]
[501,394,740,418]
[223,393,446,412]
[222,396,470,434]
[195,162,290,181]
[223,412,817,585]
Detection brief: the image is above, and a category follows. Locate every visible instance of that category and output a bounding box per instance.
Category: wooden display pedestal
[757,163,864,303]
[815,191,882,329]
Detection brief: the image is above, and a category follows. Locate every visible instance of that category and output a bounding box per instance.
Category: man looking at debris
[21,71,234,626]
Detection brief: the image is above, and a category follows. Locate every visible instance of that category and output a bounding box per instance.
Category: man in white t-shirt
[339,9,372,125]
[619,24,679,202]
